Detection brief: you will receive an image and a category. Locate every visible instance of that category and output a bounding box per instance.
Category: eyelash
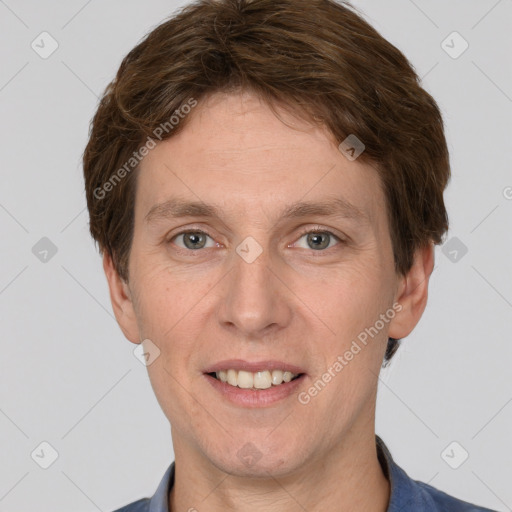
[167,225,344,254]
[293,226,343,251]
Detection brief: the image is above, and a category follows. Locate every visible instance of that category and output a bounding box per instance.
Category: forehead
[136,91,385,228]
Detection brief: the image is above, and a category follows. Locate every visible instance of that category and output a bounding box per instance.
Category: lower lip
[204,373,306,408]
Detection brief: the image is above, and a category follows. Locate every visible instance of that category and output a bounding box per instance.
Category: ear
[388,243,435,340]
[103,252,140,344]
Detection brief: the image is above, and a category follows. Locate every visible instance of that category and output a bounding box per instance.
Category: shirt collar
[148,461,174,512]
[375,434,434,511]
[148,436,432,512]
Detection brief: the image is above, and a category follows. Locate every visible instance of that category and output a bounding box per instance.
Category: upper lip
[203,359,306,375]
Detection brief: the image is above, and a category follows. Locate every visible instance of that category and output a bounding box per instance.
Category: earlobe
[388,243,435,340]
[102,252,140,344]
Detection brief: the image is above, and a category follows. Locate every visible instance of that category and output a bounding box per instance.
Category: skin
[104,89,434,511]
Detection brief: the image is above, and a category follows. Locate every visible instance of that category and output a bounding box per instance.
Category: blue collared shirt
[112,436,496,511]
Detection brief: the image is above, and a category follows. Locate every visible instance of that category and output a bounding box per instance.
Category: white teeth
[237,370,254,389]
[253,371,272,389]
[271,370,284,385]
[215,369,299,389]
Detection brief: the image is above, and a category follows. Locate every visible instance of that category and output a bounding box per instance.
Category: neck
[169,425,390,512]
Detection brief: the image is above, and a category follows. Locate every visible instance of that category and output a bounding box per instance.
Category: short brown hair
[83,0,450,363]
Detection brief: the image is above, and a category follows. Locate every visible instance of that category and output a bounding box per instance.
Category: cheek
[300,258,391,337]
[132,261,221,379]
[302,269,388,410]
[138,266,206,420]
[293,259,392,413]
[132,260,206,331]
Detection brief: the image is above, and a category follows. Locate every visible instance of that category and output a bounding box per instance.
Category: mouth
[206,370,304,390]
[203,368,307,407]
[202,360,307,407]
[202,359,307,391]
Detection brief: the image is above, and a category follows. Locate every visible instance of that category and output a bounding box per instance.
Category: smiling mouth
[207,370,304,390]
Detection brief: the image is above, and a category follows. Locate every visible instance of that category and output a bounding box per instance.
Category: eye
[292,228,342,251]
[171,230,218,250]
[167,227,343,253]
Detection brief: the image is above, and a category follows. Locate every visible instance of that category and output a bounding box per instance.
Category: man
[83,0,496,510]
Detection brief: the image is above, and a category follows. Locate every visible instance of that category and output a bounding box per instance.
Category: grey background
[0,0,511,510]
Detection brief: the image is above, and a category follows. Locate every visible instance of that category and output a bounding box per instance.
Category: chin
[204,437,306,478]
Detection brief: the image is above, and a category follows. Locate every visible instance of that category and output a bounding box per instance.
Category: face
[105,90,431,478]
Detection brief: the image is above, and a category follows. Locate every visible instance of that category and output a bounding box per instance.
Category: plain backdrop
[0,1,511,511]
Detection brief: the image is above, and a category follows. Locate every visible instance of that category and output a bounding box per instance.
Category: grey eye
[295,231,339,251]
[174,231,214,250]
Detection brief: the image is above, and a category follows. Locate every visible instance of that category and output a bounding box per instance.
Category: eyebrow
[144,196,370,225]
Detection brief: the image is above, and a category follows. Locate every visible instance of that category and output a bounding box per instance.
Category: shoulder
[376,436,497,512]
[415,480,497,512]
[110,461,175,512]
[111,497,150,512]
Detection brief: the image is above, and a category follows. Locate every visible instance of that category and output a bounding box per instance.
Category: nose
[216,241,293,339]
